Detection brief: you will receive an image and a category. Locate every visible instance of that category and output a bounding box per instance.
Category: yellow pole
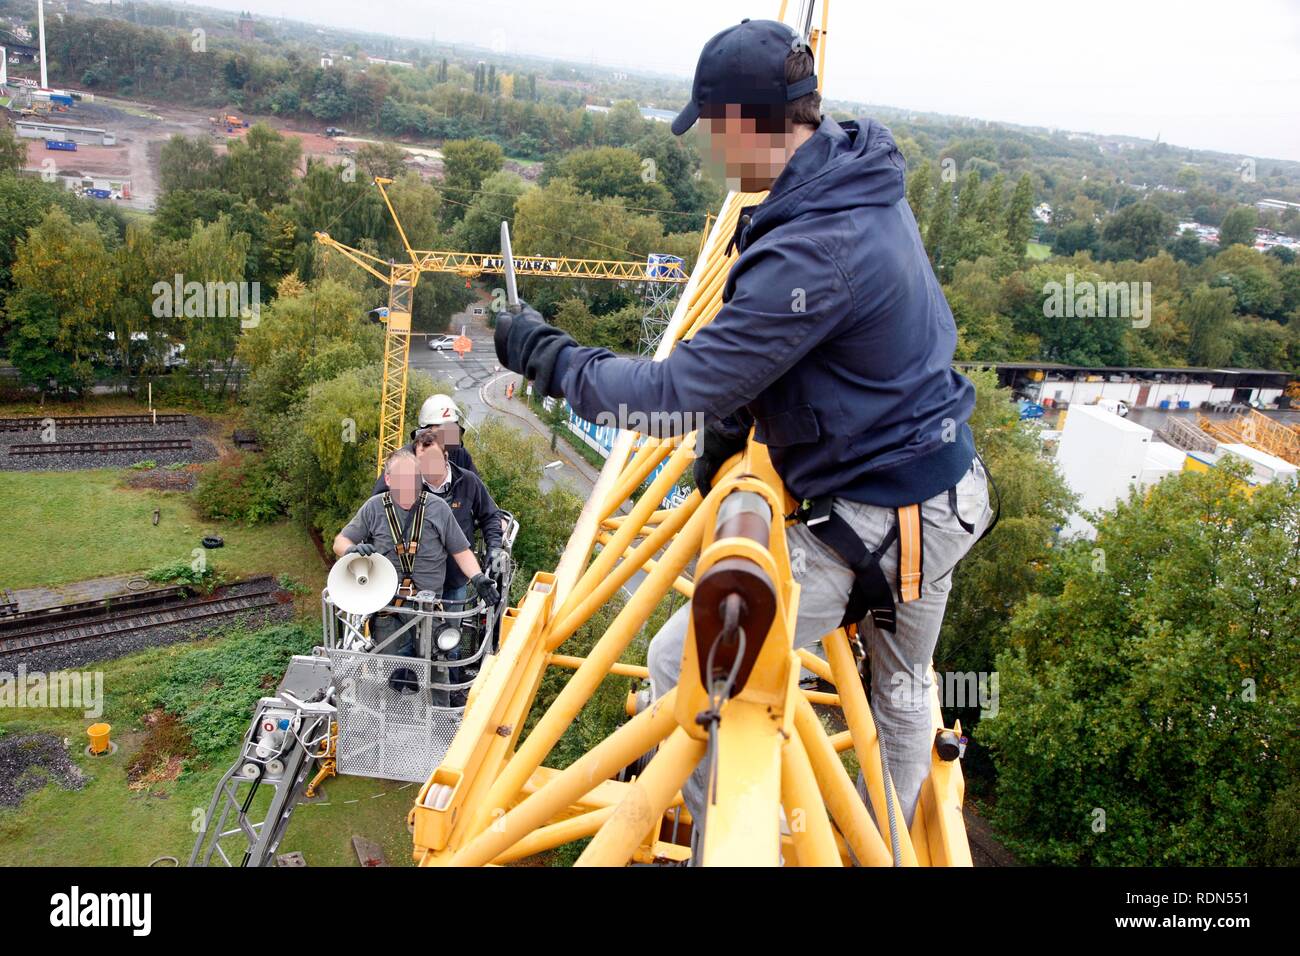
[576,727,706,866]
[472,501,709,834]
[491,806,616,865]
[551,490,699,643]
[699,700,785,866]
[823,628,918,865]
[451,689,680,867]
[781,727,842,867]
[551,440,696,638]
[793,694,894,866]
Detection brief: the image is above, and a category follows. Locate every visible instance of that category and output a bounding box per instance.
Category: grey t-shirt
[340,492,471,595]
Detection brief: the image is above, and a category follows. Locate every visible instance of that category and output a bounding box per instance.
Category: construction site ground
[14,93,464,211]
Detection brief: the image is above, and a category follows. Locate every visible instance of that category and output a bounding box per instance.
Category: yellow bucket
[87,722,112,755]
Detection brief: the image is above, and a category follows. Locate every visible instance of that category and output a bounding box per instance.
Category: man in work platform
[334,448,499,655]
[391,393,479,477]
[371,429,505,604]
[494,18,996,835]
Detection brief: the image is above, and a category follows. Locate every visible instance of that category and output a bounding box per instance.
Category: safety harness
[381,490,427,607]
[789,455,1000,633]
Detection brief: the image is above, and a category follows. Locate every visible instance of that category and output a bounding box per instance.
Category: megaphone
[327,550,399,615]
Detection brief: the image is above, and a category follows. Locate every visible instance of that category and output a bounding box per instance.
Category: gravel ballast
[0,417,219,472]
[0,733,88,809]
[0,580,295,672]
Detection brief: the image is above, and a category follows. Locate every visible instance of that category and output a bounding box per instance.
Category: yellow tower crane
[404,0,974,866]
[314,183,688,475]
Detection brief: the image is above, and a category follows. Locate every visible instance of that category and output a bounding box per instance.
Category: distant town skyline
[70,0,1300,163]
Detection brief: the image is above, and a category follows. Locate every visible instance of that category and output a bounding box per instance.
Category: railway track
[0,414,189,431]
[0,577,282,655]
[0,584,195,636]
[6,438,193,457]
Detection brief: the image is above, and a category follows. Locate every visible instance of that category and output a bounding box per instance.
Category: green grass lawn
[0,468,325,593]
[1026,241,1053,261]
[0,632,414,867]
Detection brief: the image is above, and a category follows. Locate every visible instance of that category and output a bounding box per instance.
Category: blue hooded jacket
[554,115,976,507]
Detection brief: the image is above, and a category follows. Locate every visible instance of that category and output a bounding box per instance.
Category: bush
[469,418,583,594]
[194,453,287,524]
[150,622,316,762]
[979,464,1300,864]
[145,560,217,589]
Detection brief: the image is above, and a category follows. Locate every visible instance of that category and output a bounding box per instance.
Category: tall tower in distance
[238,11,255,41]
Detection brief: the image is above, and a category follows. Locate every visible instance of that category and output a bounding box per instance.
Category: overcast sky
[195,0,1300,162]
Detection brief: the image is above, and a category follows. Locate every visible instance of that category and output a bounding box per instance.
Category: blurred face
[415,435,448,487]
[702,104,797,192]
[386,456,422,510]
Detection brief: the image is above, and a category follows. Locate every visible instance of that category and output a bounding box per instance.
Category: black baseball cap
[671,18,819,136]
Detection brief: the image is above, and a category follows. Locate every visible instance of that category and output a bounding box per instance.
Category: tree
[173,217,252,395]
[10,207,119,390]
[454,170,528,253]
[440,138,505,223]
[1210,245,1283,319]
[1004,173,1035,260]
[0,176,123,305]
[1098,202,1169,261]
[222,123,303,207]
[513,177,664,315]
[980,465,1300,864]
[550,146,673,213]
[5,290,76,392]
[1052,221,1098,258]
[355,142,409,180]
[1166,228,1207,266]
[159,135,222,194]
[1218,204,1259,248]
[934,368,1074,770]
[0,125,24,175]
[274,364,445,539]
[238,278,380,422]
[1184,283,1236,366]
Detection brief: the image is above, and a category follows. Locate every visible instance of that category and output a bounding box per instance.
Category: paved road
[408,308,595,495]
[409,307,652,599]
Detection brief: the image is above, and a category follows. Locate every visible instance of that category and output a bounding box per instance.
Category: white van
[1094,398,1130,418]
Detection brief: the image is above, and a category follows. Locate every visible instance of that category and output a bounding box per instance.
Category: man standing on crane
[494,18,994,832]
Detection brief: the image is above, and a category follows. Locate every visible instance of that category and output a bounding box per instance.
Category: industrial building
[13,119,115,146]
[1054,403,1297,538]
[959,362,1290,410]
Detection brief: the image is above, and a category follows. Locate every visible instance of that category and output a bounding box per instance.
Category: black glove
[471,572,501,608]
[694,420,749,495]
[494,302,575,399]
[346,542,376,557]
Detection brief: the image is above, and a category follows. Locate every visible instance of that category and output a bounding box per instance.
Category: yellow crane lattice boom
[313,183,686,475]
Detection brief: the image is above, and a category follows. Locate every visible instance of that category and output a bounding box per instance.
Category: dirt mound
[124,464,200,491]
[0,733,87,808]
[126,710,195,791]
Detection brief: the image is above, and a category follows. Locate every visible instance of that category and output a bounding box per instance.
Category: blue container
[1159,400,1171,410]
[45,140,77,151]
[1177,400,1190,409]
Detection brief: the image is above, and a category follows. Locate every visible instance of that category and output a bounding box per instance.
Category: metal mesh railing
[327,648,463,782]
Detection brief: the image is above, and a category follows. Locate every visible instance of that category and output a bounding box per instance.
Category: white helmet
[418,393,461,427]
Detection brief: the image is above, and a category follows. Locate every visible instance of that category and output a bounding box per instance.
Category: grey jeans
[647,456,993,843]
